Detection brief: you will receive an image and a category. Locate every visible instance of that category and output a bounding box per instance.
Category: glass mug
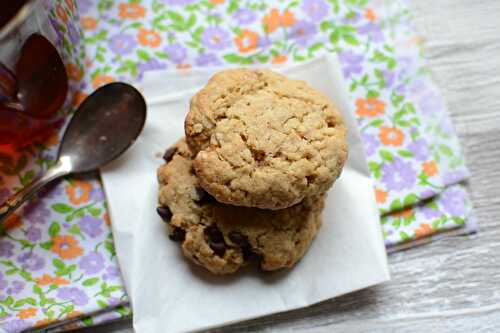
[0,0,84,148]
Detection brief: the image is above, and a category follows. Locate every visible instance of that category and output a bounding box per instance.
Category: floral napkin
[0,0,474,331]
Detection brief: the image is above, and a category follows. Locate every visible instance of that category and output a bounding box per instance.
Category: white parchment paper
[101,55,390,333]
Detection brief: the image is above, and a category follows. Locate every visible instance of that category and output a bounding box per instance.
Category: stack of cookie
[157,69,348,274]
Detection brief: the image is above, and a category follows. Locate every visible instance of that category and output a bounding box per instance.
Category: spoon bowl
[0,82,147,223]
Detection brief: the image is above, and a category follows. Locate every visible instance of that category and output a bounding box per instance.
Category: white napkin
[101,55,390,333]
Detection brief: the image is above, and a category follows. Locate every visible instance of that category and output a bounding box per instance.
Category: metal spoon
[0,82,147,223]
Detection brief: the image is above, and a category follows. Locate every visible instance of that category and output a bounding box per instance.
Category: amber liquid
[0,1,68,148]
[0,1,28,28]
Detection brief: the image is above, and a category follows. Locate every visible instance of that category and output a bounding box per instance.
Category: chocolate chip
[209,241,226,257]
[195,187,216,205]
[169,227,185,242]
[204,225,226,257]
[228,231,260,261]
[242,247,261,261]
[228,231,248,247]
[156,206,172,222]
[162,147,177,162]
[204,225,224,243]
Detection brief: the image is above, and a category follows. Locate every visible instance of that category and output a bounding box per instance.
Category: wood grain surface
[78,1,500,331]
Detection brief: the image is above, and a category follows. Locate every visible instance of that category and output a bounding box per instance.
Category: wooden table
[80,1,500,331]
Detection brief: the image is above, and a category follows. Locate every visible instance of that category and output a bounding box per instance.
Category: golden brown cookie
[185,69,347,210]
[157,139,325,275]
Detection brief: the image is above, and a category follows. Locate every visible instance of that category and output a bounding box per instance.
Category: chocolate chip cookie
[157,139,325,275]
[185,69,347,210]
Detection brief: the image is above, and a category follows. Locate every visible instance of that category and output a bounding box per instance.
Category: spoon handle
[0,157,72,225]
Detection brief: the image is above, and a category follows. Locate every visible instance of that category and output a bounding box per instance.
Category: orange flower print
[379,127,404,146]
[176,63,192,70]
[355,98,385,117]
[56,5,68,24]
[415,223,433,239]
[81,17,97,31]
[235,30,259,53]
[66,63,82,82]
[66,310,83,319]
[51,235,83,260]
[272,55,288,64]
[393,208,413,218]
[92,75,114,89]
[209,0,225,4]
[263,9,296,33]
[375,188,388,204]
[280,10,296,27]
[423,161,438,177]
[65,180,92,205]
[35,318,55,328]
[263,9,281,33]
[35,274,70,286]
[103,212,112,226]
[3,213,21,232]
[72,90,88,108]
[18,308,37,319]
[364,8,377,22]
[118,3,146,19]
[65,0,76,13]
[138,28,161,48]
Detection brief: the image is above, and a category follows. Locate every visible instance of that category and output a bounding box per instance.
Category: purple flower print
[408,139,430,161]
[302,0,329,21]
[17,252,45,271]
[6,280,25,295]
[201,27,231,50]
[78,216,103,238]
[90,187,105,202]
[338,51,363,78]
[362,133,379,156]
[77,0,93,14]
[195,53,222,67]
[3,319,30,333]
[164,0,196,5]
[0,240,14,258]
[109,33,136,56]
[103,265,121,281]
[57,287,89,306]
[0,187,11,204]
[164,43,188,64]
[289,21,317,47]
[79,251,105,274]
[23,201,50,225]
[383,70,395,88]
[232,9,257,25]
[137,58,167,80]
[0,273,8,290]
[422,206,441,219]
[108,297,122,307]
[381,157,417,191]
[68,23,80,45]
[258,36,272,49]
[26,227,42,242]
[441,187,466,216]
[358,23,384,43]
[417,91,444,115]
[443,170,469,185]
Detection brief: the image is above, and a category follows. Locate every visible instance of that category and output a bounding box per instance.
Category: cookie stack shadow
[156,69,348,275]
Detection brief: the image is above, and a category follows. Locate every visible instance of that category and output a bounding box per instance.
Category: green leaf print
[403,194,419,206]
[49,222,61,237]
[398,150,414,158]
[83,278,100,286]
[399,231,411,241]
[368,162,382,179]
[136,49,151,61]
[343,34,359,45]
[439,144,453,157]
[390,199,402,211]
[379,150,394,162]
[52,203,74,214]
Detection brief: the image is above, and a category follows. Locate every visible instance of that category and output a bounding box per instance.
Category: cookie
[157,139,325,275]
[185,69,347,210]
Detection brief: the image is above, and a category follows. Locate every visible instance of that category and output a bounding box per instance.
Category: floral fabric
[0,0,473,331]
